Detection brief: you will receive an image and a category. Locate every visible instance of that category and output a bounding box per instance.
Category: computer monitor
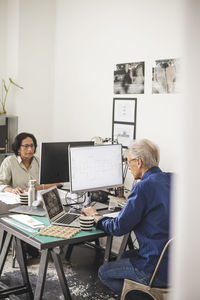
[69,144,123,193]
[40,141,94,185]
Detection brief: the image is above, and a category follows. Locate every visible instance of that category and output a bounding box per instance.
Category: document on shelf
[10,214,44,228]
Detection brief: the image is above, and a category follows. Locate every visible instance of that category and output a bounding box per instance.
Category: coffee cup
[79,215,94,231]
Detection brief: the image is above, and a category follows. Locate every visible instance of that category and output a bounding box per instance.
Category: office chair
[121,238,174,300]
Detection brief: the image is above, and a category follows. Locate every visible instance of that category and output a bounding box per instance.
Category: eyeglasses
[127,158,138,166]
[20,144,35,149]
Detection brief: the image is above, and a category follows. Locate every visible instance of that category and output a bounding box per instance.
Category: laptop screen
[41,187,63,220]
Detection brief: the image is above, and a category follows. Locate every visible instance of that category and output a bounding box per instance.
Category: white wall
[17,0,56,143]
[171,1,200,299]
[0,0,56,143]
[1,0,183,172]
[0,0,7,78]
[53,0,183,172]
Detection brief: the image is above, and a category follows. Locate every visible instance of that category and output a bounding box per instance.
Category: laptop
[40,186,80,227]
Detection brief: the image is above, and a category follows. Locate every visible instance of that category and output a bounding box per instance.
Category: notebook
[40,186,80,228]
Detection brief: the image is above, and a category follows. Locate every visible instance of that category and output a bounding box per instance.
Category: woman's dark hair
[12,132,37,155]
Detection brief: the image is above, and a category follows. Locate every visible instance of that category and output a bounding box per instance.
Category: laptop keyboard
[56,213,79,224]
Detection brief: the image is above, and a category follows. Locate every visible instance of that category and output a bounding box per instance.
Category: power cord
[64,191,92,207]
[64,191,85,206]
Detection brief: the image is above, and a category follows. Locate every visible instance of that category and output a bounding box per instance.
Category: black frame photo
[112,98,137,148]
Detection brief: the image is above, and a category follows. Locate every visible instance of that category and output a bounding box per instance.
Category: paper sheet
[10,214,44,228]
[0,192,20,204]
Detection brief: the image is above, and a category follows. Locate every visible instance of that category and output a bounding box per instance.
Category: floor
[1,243,120,300]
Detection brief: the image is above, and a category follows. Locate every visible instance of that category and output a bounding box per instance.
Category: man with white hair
[82,139,172,298]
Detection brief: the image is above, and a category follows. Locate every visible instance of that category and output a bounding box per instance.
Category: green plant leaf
[9,77,23,89]
[2,80,8,93]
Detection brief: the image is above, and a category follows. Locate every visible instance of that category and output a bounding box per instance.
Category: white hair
[128,139,160,168]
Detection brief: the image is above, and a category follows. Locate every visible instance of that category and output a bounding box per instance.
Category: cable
[64,192,86,206]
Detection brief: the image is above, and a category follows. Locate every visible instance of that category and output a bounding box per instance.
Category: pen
[91,202,96,207]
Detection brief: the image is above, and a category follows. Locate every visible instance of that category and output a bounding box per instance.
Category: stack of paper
[10,214,44,228]
[0,192,20,204]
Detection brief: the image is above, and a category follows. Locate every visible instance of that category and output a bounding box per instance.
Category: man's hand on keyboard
[81,206,102,223]
[81,206,96,217]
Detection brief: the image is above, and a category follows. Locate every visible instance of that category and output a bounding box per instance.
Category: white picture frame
[114,98,136,123]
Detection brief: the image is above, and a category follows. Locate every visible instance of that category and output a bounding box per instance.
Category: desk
[0,215,112,300]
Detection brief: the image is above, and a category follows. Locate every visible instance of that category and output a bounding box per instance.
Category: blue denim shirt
[96,167,172,284]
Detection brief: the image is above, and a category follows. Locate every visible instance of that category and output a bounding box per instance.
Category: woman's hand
[3,186,23,194]
[55,183,63,188]
[36,183,63,190]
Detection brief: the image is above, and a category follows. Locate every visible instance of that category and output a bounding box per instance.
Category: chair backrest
[149,237,174,287]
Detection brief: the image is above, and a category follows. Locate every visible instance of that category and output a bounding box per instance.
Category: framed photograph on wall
[112,98,137,148]
[152,58,180,94]
[113,123,135,148]
[113,98,136,123]
[114,62,145,94]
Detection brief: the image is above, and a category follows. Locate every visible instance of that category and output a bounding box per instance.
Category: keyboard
[56,213,79,225]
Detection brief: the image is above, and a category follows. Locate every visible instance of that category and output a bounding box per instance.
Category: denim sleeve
[96,184,146,236]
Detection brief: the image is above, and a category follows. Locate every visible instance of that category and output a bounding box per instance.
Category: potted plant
[0,77,23,115]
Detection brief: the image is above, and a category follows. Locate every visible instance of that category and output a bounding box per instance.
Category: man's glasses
[126,158,138,166]
[20,144,35,149]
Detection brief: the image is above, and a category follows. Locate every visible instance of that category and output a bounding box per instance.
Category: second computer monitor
[69,144,123,193]
[40,141,94,184]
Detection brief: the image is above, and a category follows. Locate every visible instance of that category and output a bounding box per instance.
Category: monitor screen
[40,141,94,184]
[69,144,123,193]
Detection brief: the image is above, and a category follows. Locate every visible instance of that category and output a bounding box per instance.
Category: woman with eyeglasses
[0,132,62,194]
[0,132,62,259]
